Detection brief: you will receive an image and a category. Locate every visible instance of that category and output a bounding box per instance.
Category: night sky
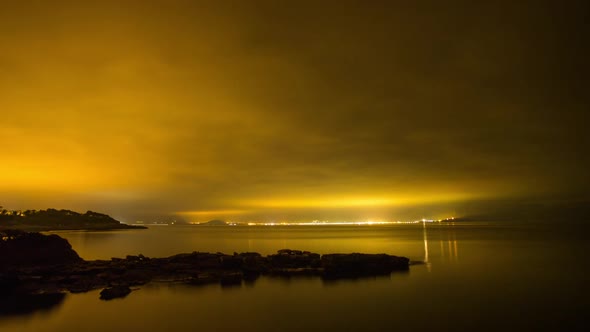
[1,1,588,222]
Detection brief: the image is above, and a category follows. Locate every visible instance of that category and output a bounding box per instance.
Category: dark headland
[0,208,146,231]
[196,219,228,226]
[0,230,410,301]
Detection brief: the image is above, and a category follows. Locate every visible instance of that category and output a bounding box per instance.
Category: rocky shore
[1,230,410,300]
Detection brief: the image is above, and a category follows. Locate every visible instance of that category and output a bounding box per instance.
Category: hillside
[0,208,146,231]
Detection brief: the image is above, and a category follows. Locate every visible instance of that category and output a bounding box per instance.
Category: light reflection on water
[46,224,464,261]
[1,222,587,331]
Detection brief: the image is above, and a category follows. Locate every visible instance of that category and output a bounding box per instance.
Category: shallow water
[1,222,587,331]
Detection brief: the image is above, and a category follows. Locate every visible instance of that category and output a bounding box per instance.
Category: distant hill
[197,219,228,226]
[0,209,147,231]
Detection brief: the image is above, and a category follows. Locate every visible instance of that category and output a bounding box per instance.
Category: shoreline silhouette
[1,230,410,301]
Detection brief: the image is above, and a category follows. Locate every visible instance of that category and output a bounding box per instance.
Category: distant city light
[184,217,456,226]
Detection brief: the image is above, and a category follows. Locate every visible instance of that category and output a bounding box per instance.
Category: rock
[126,255,140,262]
[219,271,243,286]
[189,272,219,285]
[121,269,150,285]
[268,249,321,269]
[239,252,269,275]
[277,249,302,255]
[0,232,412,297]
[0,230,82,268]
[220,255,243,269]
[269,267,323,277]
[165,252,223,269]
[220,252,270,274]
[99,285,132,300]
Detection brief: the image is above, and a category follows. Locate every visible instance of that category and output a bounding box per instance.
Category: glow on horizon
[239,198,396,208]
[220,219,453,226]
[237,192,476,210]
[177,209,251,216]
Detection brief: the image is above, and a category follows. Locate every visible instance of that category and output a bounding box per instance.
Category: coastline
[0,224,148,232]
[1,231,410,300]
[0,209,148,232]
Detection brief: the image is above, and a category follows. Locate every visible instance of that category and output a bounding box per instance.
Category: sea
[1,221,587,331]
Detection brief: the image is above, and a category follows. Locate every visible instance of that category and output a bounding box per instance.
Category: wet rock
[99,285,132,300]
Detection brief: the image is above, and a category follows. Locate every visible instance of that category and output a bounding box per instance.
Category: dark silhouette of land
[197,219,228,226]
[0,230,410,302]
[0,208,146,231]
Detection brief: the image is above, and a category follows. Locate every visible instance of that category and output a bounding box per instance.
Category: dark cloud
[0,0,588,221]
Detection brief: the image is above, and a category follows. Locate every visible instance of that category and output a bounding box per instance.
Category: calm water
[1,222,588,331]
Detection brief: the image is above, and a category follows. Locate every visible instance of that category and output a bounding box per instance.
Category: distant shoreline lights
[237,217,455,226]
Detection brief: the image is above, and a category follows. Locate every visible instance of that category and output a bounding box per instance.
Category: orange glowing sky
[0,1,588,222]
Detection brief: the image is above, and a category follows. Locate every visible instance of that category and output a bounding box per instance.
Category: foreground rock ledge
[1,231,410,300]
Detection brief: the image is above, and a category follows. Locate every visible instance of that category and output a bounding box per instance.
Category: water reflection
[0,293,66,318]
[421,223,460,272]
[322,270,409,286]
[439,225,459,263]
[1,223,586,332]
[422,221,430,272]
[55,225,447,260]
[220,282,243,290]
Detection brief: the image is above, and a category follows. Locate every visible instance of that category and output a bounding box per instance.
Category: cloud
[0,1,587,220]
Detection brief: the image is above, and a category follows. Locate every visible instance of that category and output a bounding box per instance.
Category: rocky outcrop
[0,230,82,267]
[268,249,322,269]
[0,231,412,300]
